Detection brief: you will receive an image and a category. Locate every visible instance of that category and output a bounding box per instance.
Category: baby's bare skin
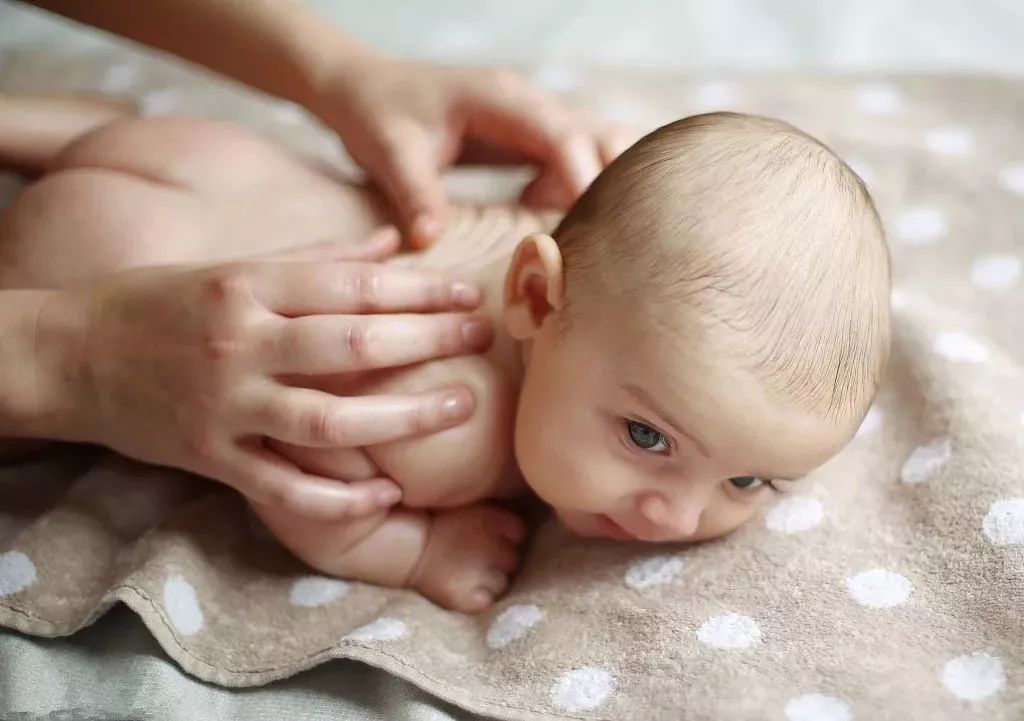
[0,116,553,611]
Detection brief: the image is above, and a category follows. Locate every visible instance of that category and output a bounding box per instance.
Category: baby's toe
[480,569,510,597]
[464,588,496,613]
[495,547,519,573]
[497,514,526,544]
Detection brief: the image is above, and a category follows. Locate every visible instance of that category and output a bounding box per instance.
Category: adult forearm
[24,0,376,107]
[0,289,82,440]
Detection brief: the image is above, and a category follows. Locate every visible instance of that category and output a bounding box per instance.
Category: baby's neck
[421,204,558,382]
[329,180,559,381]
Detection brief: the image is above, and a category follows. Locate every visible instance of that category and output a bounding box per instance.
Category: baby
[0,104,890,612]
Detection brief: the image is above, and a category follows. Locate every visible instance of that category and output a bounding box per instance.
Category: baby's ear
[502,233,565,340]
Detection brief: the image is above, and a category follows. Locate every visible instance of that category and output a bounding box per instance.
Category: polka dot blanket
[2,49,1022,721]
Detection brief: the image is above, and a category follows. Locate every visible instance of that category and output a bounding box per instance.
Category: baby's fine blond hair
[553,112,891,421]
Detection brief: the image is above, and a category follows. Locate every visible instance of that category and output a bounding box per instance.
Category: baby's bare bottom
[0,113,531,611]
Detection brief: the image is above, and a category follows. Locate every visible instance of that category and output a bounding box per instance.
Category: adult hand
[309,58,635,246]
[44,230,492,519]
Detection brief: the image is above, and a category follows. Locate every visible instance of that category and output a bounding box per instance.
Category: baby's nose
[636,492,702,539]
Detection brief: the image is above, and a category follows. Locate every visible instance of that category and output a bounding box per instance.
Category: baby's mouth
[595,514,638,541]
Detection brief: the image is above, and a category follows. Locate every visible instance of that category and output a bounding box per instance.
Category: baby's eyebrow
[622,383,711,458]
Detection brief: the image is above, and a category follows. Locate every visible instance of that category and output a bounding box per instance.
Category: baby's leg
[255,500,524,612]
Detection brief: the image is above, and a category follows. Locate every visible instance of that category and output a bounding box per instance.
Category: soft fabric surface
[1,49,1022,721]
[0,605,474,721]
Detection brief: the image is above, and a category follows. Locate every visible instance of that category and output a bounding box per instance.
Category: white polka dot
[854,82,904,115]
[765,495,824,534]
[289,576,349,608]
[486,604,544,649]
[933,332,989,363]
[100,63,140,92]
[163,575,204,635]
[846,568,913,608]
[846,157,876,186]
[0,551,37,596]
[998,163,1024,196]
[971,255,1021,291]
[894,206,947,246]
[925,125,974,156]
[855,406,883,438]
[531,64,580,94]
[550,666,615,712]
[344,617,407,642]
[900,436,952,485]
[941,652,1006,701]
[697,613,762,649]
[692,81,740,110]
[140,89,183,116]
[982,498,1024,546]
[624,554,686,590]
[785,693,854,721]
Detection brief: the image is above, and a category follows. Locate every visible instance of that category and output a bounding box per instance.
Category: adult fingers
[364,121,448,247]
[519,165,577,208]
[596,122,640,165]
[246,385,477,448]
[230,442,401,520]
[463,81,603,204]
[266,440,381,481]
[247,261,482,315]
[263,312,492,374]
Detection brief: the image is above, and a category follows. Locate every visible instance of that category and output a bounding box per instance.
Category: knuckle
[302,404,344,445]
[410,399,438,437]
[203,267,250,304]
[437,318,463,355]
[344,321,371,364]
[343,267,382,312]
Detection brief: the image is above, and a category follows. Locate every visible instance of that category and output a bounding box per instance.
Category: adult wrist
[0,289,89,442]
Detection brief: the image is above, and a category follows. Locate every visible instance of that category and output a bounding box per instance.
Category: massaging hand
[50,230,492,519]
[311,58,634,246]
[28,0,632,245]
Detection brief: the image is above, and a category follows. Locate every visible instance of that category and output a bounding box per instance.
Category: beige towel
[0,49,1022,721]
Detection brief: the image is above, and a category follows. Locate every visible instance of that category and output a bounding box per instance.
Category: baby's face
[513,308,855,543]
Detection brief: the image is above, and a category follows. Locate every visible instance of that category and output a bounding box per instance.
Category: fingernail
[452,282,482,308]
[441,389,474,422]
[376,486,402,507]
[461,318,492,349]
[413,214,442,246]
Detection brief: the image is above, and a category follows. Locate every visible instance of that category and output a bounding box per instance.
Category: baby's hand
[411,505,525,612]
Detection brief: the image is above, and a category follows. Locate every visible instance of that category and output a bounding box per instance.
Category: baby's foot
[411,505,525,612]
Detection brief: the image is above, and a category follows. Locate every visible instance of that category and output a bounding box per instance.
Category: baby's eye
[627,420,670,453]
[728,476,766,490]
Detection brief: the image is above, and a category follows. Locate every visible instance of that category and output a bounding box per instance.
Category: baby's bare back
[0,115,557,610]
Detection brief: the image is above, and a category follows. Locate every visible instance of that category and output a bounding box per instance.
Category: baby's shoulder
[358,351,522,508]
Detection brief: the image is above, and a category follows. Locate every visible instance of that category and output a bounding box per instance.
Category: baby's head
[502,112,890,543]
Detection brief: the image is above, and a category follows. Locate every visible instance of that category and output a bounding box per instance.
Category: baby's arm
[255,501,524,612]
[0,94,136,173]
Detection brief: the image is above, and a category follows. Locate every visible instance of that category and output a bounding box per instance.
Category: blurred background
[2,0,1023,75]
